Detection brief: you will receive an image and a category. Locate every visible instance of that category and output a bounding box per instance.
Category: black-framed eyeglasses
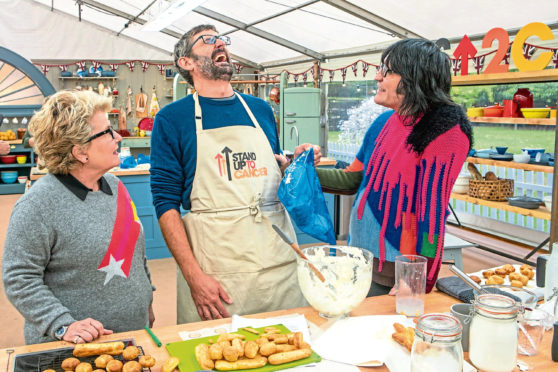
[186,34,231,55]
[86,127,114,143]
[378,63,394,78]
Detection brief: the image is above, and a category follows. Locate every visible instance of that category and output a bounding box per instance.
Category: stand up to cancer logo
[215,147,268,181]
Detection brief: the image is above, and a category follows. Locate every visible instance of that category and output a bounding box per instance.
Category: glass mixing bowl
[296,245,373,318]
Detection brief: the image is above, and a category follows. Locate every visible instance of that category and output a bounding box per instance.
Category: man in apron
[150,25,321,323]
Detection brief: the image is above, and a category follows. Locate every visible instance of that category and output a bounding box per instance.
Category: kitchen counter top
[1,290,555,371]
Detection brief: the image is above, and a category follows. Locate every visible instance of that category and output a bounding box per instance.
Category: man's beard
[192,53,233,82]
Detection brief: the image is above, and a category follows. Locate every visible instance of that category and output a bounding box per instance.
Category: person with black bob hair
[316,38,473,296]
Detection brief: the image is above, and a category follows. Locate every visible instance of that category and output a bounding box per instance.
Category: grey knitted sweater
[2,173,154,344]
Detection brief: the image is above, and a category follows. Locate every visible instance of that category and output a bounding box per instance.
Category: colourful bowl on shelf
[1,171,18,184]
[16,155,27,164]
[467,107,484,117]
[0,155,16,164]
[521,148,545,159]
[483,105,504,117]
[513,154,530,163]
[520,108,550,118]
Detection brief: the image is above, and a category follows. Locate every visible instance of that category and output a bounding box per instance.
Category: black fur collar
[406,105,473,154]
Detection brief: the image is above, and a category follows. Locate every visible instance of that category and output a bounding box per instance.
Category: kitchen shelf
[468,117,555,126]
[466,157,553,173]
[451,193,550,220]
[0,163,33,169]
[58,76,118,81]
[452,69,558,86]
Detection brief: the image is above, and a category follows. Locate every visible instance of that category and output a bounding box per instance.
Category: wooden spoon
[272,224,325,282]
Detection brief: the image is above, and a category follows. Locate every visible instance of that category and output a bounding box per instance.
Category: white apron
[177,92,307,323]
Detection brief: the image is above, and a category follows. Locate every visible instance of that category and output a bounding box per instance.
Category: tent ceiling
[12,0,558,70]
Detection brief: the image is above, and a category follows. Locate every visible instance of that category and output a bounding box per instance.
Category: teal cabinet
[281,87,322,153]
[283,89,320,117]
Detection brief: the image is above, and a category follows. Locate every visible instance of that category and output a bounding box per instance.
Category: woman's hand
[63,318,113,344]
[294,143,322,165]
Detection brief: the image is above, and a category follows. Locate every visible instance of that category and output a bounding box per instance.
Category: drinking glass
[395,255,427,317]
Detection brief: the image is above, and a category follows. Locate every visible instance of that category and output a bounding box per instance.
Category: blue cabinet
[0,143,35,194]
[119,174,170,259]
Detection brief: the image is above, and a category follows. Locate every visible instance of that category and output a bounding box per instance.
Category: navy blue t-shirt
[150,92,280,218]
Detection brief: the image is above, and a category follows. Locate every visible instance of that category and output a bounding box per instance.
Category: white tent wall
[2,0,558,75]
[0,0,172,61]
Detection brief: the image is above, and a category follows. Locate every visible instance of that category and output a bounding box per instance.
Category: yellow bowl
[467,107,484,117]
[520,108,550,118]
[16,155,27,164]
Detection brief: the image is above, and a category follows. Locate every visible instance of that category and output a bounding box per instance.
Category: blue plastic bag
[278,148,336,244]
[120,155,137,169]
[137,153,150,164]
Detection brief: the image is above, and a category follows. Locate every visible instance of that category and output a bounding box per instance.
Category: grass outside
[328,126,556,154]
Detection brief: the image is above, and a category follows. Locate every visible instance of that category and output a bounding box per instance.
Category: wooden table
[1,291,555,371]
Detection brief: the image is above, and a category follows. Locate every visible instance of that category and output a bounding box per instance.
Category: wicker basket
[468,178,514,201]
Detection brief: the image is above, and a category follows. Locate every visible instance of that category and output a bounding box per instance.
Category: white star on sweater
[98,254,127,285]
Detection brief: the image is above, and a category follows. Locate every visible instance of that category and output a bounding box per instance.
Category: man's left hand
[294,143,322,166]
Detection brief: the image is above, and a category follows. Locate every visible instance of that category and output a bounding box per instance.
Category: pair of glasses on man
[378,63,394,78]
[86,127,115,143]
[186,34,231,55]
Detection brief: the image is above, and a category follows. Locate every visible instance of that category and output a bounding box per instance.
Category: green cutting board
[166,324,321,372]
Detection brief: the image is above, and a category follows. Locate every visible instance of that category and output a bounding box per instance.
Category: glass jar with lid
[469,293,519,372]
[410,313,463,372]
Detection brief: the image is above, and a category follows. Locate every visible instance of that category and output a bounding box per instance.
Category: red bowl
[484,106,504,117]
[0,155,16,164]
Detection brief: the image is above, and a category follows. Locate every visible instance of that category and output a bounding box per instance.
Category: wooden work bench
[1,291,556,371]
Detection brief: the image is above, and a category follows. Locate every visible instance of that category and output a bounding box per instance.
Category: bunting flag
[40,65,49,75]
[156,64,166,75]
[362,62,370,77]
[452,59,461,76]
[340,67,348,83]
[286,72,291,81]
[108,63,119,72]
[75,61,86,71]
[233,63,243,74]
[503,45,512,65]
[553,49,558,69]
[140,61,150,72]
[293,74,299,85]
[58,65,67,72]
[523,44,536,60]
[319,68,324,82]
[302,72,308,83]
[91,61,101,70]
[328,70,335,82]
[473,55,485,74]
[351,62,358,77]
[125,61,135,72]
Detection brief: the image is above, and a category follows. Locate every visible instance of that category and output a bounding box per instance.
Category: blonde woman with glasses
[2,90,155,345]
